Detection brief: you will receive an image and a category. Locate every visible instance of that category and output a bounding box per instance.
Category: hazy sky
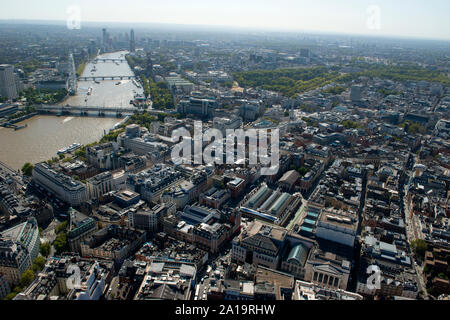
[1,0,449,40]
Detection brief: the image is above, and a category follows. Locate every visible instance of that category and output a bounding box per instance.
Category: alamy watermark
[366,5,381,31]
[66,5,81,30]
[66,264,81,290]
[170,121,280,176]
[366,265,381,290]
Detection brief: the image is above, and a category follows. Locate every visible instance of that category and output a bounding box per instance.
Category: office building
[199,187,231,209]
[0,274,10,300]
[161,180,196,210]
[126,164,184,204]
[315,208,358,248]
[118,125,170,158]
[67,208,97,253]
[254,267,296,300]
[85,142,120,170]
[102,28,109,52]
[166,77,194,95]
[213,116,242,135]
[163,205,240,253]
[1,217,40,263]
[350,85,362,102]
[300,48,311,59]
[294,280,363,300]
[361,235,411,267]
[434,119,450,138]
[128,202,176,233]
[0,64,18,100]
[14,255,114,300]
[32,163,88,206]
[86,171,115,200]
[149,117,185,136]
[130,29,136,53]
[80,224,146,262]
[232,221,287,270]
[0,239,31,286]
[239,100,264,122]
[113,189,141,208]
[135,261,196,300]
[226,177,246,199]
[177,96,218,117]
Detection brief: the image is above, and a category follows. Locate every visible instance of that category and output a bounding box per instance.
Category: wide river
[64,50,143,108]
[0,51,141,171]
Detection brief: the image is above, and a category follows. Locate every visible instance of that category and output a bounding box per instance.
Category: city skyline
[0,1,449,305]
[0,0,450,41]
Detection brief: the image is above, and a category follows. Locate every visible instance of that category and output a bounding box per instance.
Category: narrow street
[401,170,429,299]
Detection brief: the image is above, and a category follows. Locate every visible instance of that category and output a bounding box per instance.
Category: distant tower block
[300,48,311,64]
[350,85,362,102]
[102,28,107,45]
[0,64,18,100]
[146,52,153,76]
[300,48,310,58]
[130,29,136,53]
[101,28,111,52]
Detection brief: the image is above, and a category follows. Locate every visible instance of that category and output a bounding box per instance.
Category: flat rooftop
[318,208,358,230]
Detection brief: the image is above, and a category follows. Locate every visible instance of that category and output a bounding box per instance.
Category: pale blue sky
[1,0,449,40]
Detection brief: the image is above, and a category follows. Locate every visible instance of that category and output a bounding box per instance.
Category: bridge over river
[95,58,126,63]
[78,75,136,81]
[35,104,141,116]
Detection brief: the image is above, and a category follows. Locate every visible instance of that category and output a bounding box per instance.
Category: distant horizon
[1,0,449,42]
[1,18,450,44]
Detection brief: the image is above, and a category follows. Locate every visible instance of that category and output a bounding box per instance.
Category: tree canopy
[53,232,68,255]
[39,242,51,257]
[31,256,46,273]
[411,239,427,260]
[234,67,350,98]
[21,163,34,177]
[20,269,35,288]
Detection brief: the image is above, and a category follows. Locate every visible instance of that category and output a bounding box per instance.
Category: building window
[334,278,339,288]
[328,276,334,286]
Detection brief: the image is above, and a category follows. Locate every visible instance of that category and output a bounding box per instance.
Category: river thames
[64,50,143,108]
[0,51,142,170]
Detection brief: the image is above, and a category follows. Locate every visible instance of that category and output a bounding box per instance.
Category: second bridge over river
[35,104,143,117]
[78,75,137,81]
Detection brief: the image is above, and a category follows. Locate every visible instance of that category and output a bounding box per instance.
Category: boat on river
[57,143,81,155]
